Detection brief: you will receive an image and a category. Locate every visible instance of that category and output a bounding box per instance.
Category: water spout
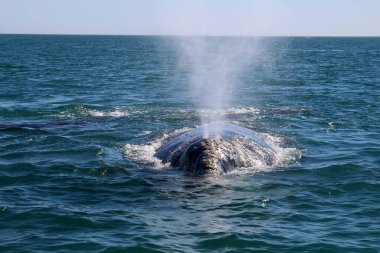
[176,36,262,137]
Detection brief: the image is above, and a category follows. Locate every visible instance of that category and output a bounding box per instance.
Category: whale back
[154,123,278,174]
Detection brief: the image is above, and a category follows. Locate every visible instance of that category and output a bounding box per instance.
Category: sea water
[0,35,379,252]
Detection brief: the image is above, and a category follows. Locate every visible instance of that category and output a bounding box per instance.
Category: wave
[169,107,309,118]
[173,107,260,116]
[54,105,309,120]
[56,104,147,118]
[88,109,130,117]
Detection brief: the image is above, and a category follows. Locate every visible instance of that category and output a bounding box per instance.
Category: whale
[154,123,281,175]
[0,117,111,131]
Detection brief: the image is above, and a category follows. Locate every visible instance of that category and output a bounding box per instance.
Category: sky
[0,0,379,36]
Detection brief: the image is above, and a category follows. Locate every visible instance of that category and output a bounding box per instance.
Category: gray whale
[154,123,281,175]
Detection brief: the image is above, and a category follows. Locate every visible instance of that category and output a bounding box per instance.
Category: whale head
[178,138,236,175]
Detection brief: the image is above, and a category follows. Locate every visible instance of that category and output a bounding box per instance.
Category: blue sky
[0,0,379,36]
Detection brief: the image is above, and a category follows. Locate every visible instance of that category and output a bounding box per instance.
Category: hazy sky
[0,0,379,36]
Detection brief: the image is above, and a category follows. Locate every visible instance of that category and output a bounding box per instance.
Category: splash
[176,37,263,136]
[123,127,191,169]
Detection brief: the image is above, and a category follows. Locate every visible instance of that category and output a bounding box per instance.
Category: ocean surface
[0,35,379,252]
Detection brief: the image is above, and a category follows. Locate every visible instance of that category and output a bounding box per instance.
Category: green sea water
[0,35,379,252]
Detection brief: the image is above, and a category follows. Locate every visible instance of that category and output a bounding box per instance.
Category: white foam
[196,107,261,116]
[89,109,129,117]
[56,106,133,118]
[225,107,261,115]
[123,127,192,169]
[123,142,167,169]
[261,133,302,167]
[136,130,153,136]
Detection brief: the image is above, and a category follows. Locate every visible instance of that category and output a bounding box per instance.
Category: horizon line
[1,33,379,38]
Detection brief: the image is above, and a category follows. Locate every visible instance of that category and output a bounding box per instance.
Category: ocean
[0,35,379,252]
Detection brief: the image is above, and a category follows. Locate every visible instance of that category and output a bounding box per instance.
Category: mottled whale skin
[154,123,278,175]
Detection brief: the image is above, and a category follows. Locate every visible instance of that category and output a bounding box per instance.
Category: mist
[175,36,265,136]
